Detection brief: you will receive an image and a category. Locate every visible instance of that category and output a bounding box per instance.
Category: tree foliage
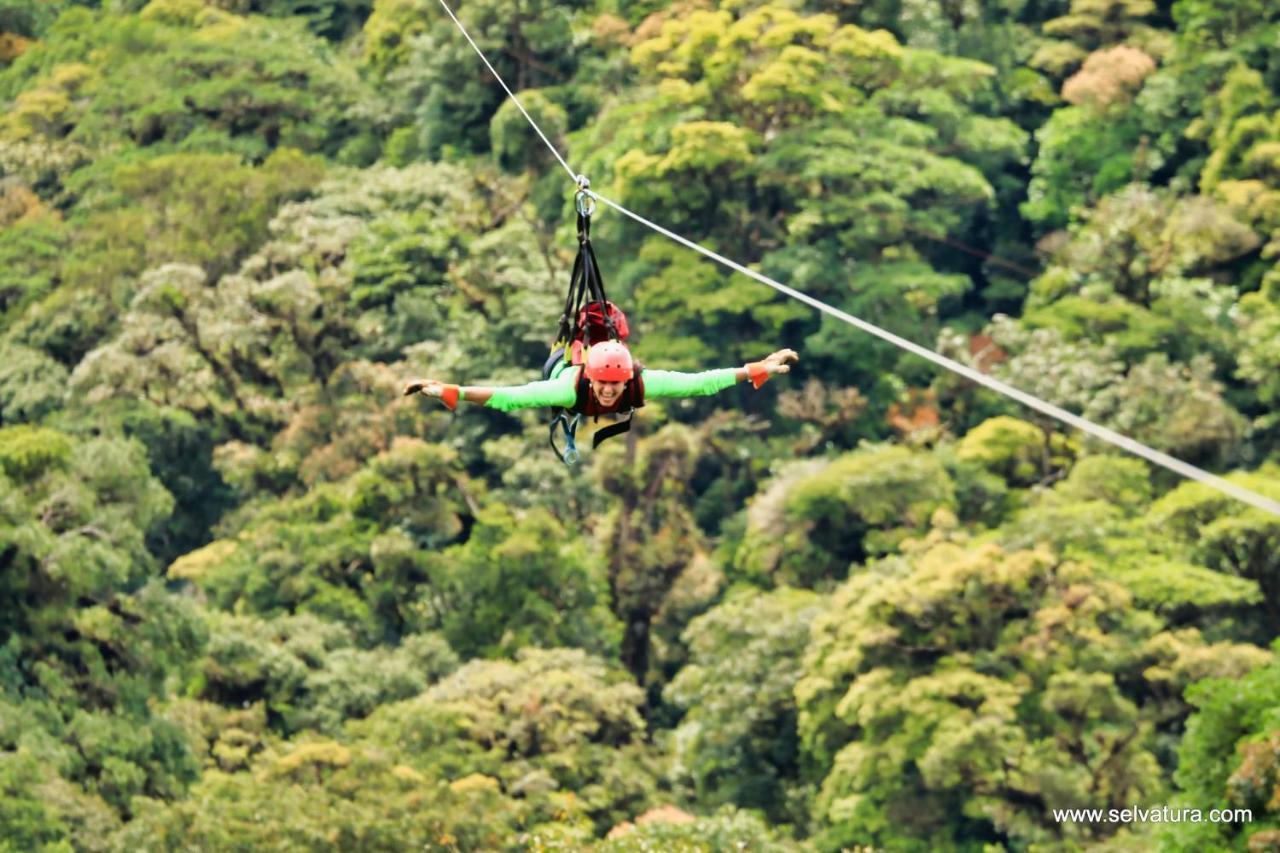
[1,0,1279,847]
[797,537,1268,850]
[666,586,825,826]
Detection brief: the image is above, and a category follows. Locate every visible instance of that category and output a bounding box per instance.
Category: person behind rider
[403,342,798,414]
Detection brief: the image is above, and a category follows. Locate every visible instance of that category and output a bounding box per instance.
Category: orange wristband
[440,384,460,410]
[746,362,770,389]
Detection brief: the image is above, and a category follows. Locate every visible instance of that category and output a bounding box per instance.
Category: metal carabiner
[549,411,583,466]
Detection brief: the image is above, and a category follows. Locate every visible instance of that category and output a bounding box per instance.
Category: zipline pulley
[575,174,595,217]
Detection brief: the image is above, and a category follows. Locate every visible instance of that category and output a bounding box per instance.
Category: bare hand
[760,348,799,375]
[403,379,445,398]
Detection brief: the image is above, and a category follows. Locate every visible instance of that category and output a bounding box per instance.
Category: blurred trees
[597,424,706,688]
[367,0,598,164]
[119,647,659,847]
[170,437,473,641]
[666,586,825,827]
[735,444,955,587]
[797,537,1268,850]
[1170,647,1280,851]
[0,425,204,844]
[1,1,372,161]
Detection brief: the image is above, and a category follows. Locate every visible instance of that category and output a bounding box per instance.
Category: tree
[598,804,797,852]
[1025,185,1258,316]
[2,4,373,161]
[169,437,474,642]
[1021,107,1151,230]
[1236,289,1280,429]
[368,0,593,158]
[573,2,1025,381]
[1041,0,1158,48]
[113,735,522,851]
[995,455,1264,641]
[947,316,1250,472]
[734,443,955,587]
[0,341,67,424]
[69,160,555,475]
[0,425,206,837]
[1169,646,1280,851]
[1146,469,1280,632]
[796,537,1268,850]
[194,610,456,734]
[1172,0,1280,51]
[1081,353,1248,467]
[0,216,63,319]
[1061,44,1157,108]
[249,0,375,41]
[427,504,622,660]
[956,414,1064,486]
[2,148,324,380]
[597,424,708,690]
[351,647,662,835]
[665,587,826,827]
[95,149,324,279]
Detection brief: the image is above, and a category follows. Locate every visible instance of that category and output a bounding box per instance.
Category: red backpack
[542,300,641,399]
[565,300,630,365]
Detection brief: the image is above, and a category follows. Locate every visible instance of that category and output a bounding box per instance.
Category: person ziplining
[403,180,797,463]
[409,0,1280,516]
[403,341,796,447]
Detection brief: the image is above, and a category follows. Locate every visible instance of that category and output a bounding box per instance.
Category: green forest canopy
[1,0,1280,849]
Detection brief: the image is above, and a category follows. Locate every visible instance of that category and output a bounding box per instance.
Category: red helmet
[583,341,633,382]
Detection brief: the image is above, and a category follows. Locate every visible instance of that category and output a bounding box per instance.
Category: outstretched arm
[403,369,578,412]
[644,349,799,399]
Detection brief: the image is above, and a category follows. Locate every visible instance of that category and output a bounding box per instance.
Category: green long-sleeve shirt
[484,365,740,412]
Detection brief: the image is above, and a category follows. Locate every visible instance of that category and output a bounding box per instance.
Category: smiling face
[590,378,626,408]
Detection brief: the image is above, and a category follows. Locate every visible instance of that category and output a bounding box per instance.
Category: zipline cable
[431,0,578,183]
[588,191,1280,517]
[430,0,1280,518]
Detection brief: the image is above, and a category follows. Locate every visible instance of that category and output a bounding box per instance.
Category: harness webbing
[556,209,619,352]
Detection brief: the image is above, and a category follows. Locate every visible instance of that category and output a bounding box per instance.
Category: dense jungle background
[1,0,1279,849]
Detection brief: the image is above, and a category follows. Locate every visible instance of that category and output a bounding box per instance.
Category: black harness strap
[592,413,634,448]
[559,210,619,348]
[543,346,578,463]
[546,184,631,464]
